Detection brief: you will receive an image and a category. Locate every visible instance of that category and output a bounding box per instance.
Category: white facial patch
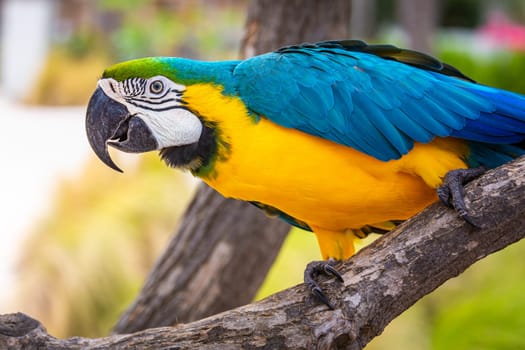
[97,77,203,148]
[136,109,203,148]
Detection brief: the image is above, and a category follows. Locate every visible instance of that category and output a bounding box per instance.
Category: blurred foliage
[497,0,525,23]
[97,0,244,60]
[256,228,319,300]
[62,30,108,59]
[376,0,525,29]
[101,0,147,10]
[28,0,244,105]
[432,247,525,350]
[440,0,483,28]
[14,154,195,338]
[438,50,525,95]
[25,49,110,106]
[98,0,244,61]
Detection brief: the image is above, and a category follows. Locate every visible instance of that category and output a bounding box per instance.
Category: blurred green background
[1,0,525,349]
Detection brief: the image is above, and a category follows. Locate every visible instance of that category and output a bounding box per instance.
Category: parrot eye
[149,80,165,94]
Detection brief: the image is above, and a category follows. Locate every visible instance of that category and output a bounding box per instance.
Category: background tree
[398,0,439,52]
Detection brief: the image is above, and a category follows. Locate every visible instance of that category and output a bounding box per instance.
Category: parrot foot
[304,259,344,309]
[437,167,486,228]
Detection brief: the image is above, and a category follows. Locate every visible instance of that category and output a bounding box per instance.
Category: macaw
[85,40,525,307]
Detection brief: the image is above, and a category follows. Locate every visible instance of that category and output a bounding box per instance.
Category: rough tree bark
[241,0,351,56]
[2,156,525,349]
[113,0,352,333]
[399,0,439,52]
[350,0,377,39]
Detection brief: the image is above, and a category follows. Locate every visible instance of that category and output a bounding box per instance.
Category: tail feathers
[451,86,525,145]
[444,84,525,167]
[467,142,525,168]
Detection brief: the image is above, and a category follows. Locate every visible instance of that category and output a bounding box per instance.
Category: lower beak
[85,87,158,172]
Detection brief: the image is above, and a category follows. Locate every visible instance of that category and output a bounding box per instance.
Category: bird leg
[437,167,486,227]
[304,259,344,309]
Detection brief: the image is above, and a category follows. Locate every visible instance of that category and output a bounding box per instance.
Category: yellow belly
[184,83,469,258]
[202,119,461,231]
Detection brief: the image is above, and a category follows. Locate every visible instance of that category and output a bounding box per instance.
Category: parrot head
[86,57,216,172]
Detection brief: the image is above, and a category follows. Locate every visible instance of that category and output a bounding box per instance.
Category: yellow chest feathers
[182,83,468,230]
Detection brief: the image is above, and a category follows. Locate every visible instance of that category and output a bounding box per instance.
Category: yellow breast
[183,83,469,232]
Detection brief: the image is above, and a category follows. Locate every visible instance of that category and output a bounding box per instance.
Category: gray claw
[304,259,344,309]
[437,167,486,227]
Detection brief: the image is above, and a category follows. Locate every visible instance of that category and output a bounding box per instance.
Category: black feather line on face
[159,123,217,171]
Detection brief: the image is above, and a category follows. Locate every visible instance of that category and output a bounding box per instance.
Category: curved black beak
[85,86,158,172]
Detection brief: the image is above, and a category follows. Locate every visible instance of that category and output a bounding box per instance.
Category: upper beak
[85,86,159,172]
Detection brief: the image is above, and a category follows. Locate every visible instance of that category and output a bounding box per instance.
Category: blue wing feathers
[450,82,525,145]
[366,87,398,110]
[400,98,452,137]
[349,103,396,159]
[470,116,519,136]
[353,92,410,158]
[233,41,525,164]
[329,84,354,132]
[387,108,434,144]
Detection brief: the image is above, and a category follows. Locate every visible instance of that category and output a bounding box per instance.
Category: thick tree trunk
[3,156,525,349]
[113,0,351,333]
[350,0,377,39]
[113,185,290,332]
[241,0,351,56]
[399,0,439,52]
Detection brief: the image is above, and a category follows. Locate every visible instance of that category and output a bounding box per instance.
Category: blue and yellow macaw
[86,40,525,306]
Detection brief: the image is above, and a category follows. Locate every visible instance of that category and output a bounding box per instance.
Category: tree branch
[3,156,525,349]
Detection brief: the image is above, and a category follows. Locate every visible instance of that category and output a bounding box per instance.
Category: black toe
[437,167,486,228]
[304,259,344,309]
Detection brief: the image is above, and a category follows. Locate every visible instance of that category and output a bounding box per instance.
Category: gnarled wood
[3,156,525,349]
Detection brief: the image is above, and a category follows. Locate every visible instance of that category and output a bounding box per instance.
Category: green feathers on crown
[102,57,241,93]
